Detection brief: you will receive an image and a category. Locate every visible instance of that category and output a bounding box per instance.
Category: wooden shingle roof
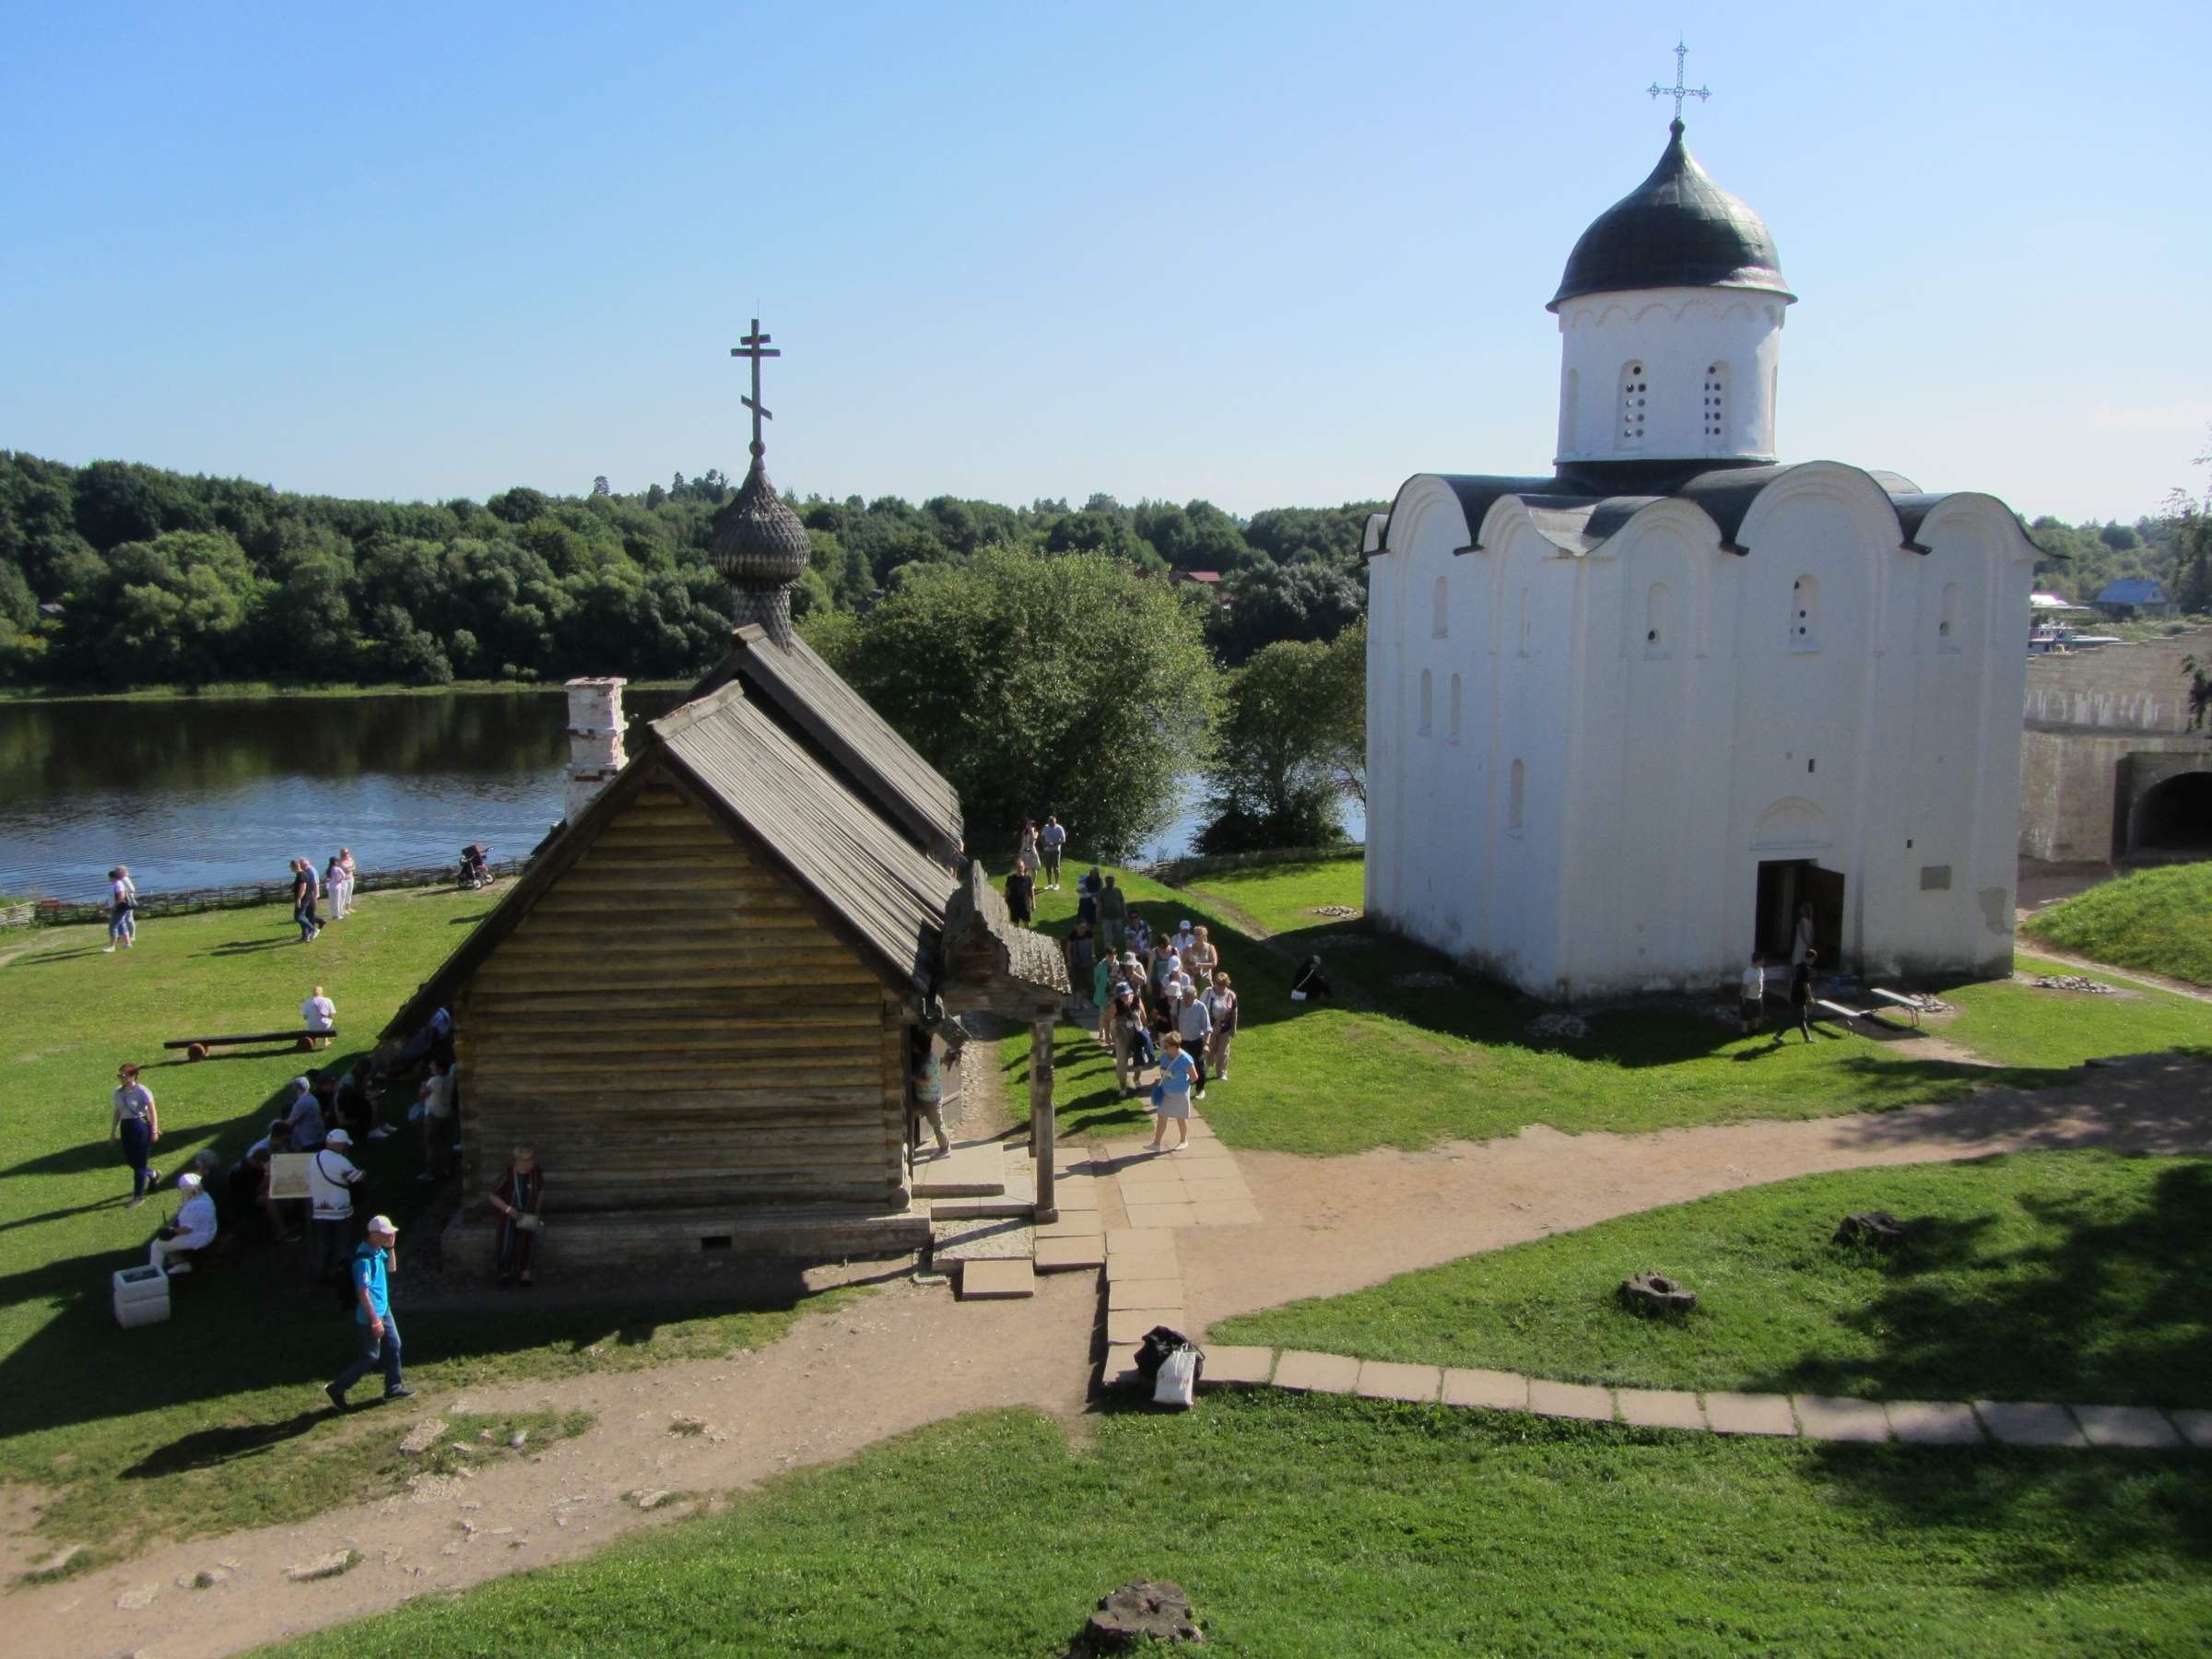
[689,626,963,866]
[651,682,955,992]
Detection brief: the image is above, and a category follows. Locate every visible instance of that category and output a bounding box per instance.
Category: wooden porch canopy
[938,861,1072,1218]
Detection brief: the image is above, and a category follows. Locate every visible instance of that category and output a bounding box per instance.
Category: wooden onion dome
[712,454,810,649]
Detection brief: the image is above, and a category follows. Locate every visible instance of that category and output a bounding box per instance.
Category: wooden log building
[382,431,1066,1270]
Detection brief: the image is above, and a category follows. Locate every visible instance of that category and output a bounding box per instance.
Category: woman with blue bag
[1147,1032,1197,1154]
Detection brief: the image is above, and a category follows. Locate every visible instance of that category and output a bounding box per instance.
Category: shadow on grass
[1747,1160,2212,1407]
[123,1410,325,1479]
[203,937,306,958]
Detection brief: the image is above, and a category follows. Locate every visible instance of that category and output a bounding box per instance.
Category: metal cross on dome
[730,319,781,457]
[1648,38,1711,124]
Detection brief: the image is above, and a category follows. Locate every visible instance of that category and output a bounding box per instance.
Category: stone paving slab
[959,1259,1034,1300]
[1037,1209,1105,1239]
[1614,1388,1707,1431]
[1116,1162,1188,1187]
[2169,1409,2212,1449]
[1051,1181,1101,1211]
[1173,1138,1233,1160]
[1102,1344,1143,1382]
[1528,1379,1616,1422]
[1441,1368,1529,1411]
[1974,1402,2087,1448]
[2073,1406,2185,1450]
[1107,1307,1187,1345]
[1274,1350,1361,1394]
[1356,1361,1442,1404]
[1884,1401,1986,1445]
[1179,1175,1252,1203]
[1033,1236,1107,1272]
[1196,1347,1276,1389]
[1107,1277,1185,1311]
[1704,1392,1798,1437]
[1191,1201,1264,1228]
[1104,1251,1181,1287]
[1124,1201,1199,1230]
[1794,1395,1893,1442]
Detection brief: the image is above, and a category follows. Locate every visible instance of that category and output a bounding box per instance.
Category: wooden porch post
[1030,1017,1057,1223]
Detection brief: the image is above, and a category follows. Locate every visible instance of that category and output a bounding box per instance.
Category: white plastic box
[112,1265,171,1328]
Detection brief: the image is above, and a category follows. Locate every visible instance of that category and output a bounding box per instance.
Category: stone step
[927,1168,1035,1221]
[912,1142,1006,1198]
[959,1258,1035,1300]
[930,1215,1033,1265]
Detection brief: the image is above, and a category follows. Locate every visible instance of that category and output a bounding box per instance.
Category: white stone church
[1363,116,2040,1000]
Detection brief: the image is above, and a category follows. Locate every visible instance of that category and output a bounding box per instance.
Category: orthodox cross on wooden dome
[1648,38,1711,124]
[730,319,781,458]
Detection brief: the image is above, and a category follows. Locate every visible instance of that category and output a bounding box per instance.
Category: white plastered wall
[1556,288,1787,465]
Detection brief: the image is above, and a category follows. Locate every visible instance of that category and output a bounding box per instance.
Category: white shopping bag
[1152,1344,1201,1409]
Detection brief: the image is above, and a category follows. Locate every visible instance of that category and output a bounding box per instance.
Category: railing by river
[6,859,528,929]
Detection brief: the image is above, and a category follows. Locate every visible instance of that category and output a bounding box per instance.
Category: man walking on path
[1097,875,1126,953]
[326,1216,411,1410]
[1040,816,1066,890]
[1175,982,1213,1101]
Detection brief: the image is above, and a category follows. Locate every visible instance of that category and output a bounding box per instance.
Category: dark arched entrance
[2129,771,2212,856]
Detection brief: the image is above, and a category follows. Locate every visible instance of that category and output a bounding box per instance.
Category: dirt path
[13,1053,2211,1658]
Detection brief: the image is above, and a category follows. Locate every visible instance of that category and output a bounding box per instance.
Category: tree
[841,547,1217,858]
[1198,622,1365,853]
[1212,559,1366,663]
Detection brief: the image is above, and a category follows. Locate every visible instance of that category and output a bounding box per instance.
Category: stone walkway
[1170,1347,2211,1450]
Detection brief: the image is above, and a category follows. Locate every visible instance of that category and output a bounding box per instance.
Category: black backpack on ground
[1290,956,1333,999]
[1135,1324,1193,1380]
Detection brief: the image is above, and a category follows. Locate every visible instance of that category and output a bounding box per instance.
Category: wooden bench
[164,1029,335,1061]
[1868,988,1923,1028]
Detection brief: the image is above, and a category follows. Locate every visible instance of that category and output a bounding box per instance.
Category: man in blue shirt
[324,1215,412,1410]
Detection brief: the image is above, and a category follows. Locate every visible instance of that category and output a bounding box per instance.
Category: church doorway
[2127,771,2212,858]
[1755,859,1847,967]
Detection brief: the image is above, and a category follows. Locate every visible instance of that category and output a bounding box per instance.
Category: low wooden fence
[13,858,527,928]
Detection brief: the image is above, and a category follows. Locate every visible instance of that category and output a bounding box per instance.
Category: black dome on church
[1549,121,1793,310]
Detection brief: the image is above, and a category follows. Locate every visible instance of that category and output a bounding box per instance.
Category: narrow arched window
[1791,574,1820,650]
[1432,574,1449,639]
[1418,668,1433,735]
[1618,361,1647,447]
[1644,582,1672,656]
[1448,673,1462,742]
[1508,759,1525,832]
[1702,361,1728,447]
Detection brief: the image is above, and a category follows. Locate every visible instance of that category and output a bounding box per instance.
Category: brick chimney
[564,677,628,821]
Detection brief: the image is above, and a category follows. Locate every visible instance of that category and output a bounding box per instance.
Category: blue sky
[3,1,2204,524]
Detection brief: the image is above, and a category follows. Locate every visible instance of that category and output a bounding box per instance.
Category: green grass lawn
[2022,861,2212,988]
[1025,858,2212,1157]
[0,889,844,1567]
[1180,848,1368,935]
[275,1393,2212,1658]
[1213,1152,2212,1408]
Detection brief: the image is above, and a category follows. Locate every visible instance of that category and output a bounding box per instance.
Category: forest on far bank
[0,452,1374,690]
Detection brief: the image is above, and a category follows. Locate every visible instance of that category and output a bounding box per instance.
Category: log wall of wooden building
[453,770,909,1216]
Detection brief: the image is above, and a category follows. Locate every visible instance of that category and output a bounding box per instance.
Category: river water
[0,690,1362,902]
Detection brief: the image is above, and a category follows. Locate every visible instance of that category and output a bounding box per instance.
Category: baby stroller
[457,842,493,890]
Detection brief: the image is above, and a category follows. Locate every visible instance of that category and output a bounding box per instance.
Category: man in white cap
[1173,918,1198,956]
[149,1171,218,1275]
[326,1215,410,1410]
[307,1127,364,1287]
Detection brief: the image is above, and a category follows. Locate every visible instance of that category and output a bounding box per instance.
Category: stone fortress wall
[2019,629,2211,863]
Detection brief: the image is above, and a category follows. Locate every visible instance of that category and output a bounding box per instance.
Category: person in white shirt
[1173,919,1198,956]
[418,1058,456,1180]
[307,1129,364,1284]
[1740,953,1768,1037]
[1203,971,1240,1082]
[150,1172,218,1274]
[301,985,337,1050]
[104,865,137,952]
